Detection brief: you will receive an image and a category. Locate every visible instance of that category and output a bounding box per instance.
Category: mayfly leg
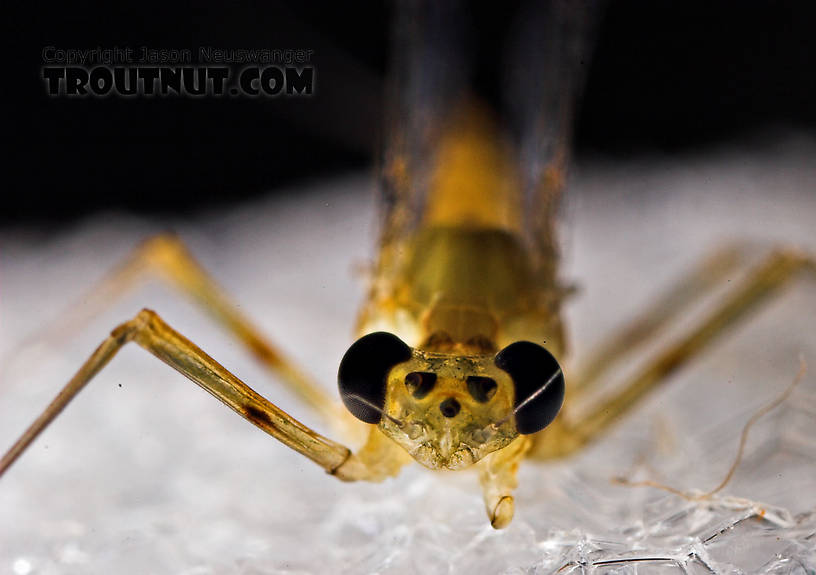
[4,233,350,431]
[533,248,816,459]
[0,309,408,482]
[571,245,746,395]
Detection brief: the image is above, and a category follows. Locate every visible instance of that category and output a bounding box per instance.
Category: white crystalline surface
[2,138,816,574]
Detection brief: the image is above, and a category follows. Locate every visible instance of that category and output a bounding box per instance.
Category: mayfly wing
[373,2,470,292]
[504,0,605,290]
[360,2,473,339]
[362,1,604,351]
[373,1,604,280]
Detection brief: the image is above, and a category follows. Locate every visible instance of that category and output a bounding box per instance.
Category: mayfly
[1,1,814,532]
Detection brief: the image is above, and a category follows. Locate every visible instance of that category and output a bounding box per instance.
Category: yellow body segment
[359,106,566,357]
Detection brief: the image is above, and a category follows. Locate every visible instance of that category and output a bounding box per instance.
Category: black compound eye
[405,371,437,399]
[494,341,565,435]
[466,376,497,403]
[338,332,412,424]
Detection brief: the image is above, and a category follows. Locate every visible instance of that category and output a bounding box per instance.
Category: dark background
[3,1,815,225]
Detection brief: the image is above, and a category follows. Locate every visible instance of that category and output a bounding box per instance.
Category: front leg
[477,435,532,529]
[0,309,409,483]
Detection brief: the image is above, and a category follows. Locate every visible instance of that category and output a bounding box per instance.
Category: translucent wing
[504,0,604,286]
[364,1,603,334]
[375,1,470,288]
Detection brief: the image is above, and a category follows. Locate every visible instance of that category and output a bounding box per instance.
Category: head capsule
[338,332,564,470]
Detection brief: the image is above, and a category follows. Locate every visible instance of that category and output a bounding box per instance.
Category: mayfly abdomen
[422,105,523,234]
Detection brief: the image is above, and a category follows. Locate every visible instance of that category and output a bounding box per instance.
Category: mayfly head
[338,332,565,470]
